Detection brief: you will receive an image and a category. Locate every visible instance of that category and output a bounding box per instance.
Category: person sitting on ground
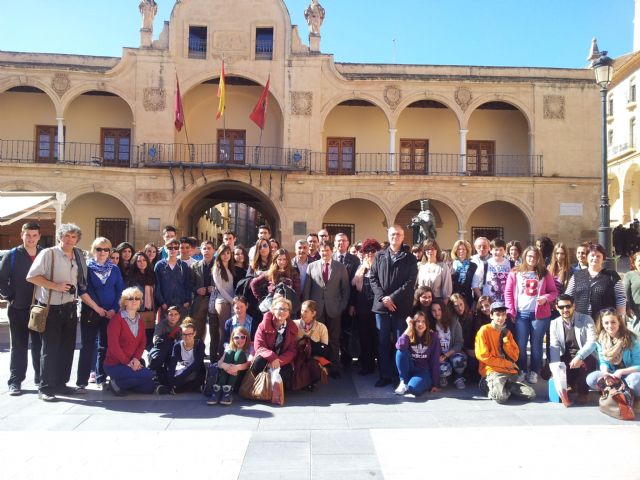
[159,319,205,394]
[148,305,182,383]
[449,293,479,383]
[252,297,298,391]
[431,301,467,389]
[475,301,536,404]
[549,294,596,405]
[207,326,252,405]
[394,311,441,396]
[411,285,434,328]
[103,287,155,396]
[293,300,332,390]
[585,309,640,397]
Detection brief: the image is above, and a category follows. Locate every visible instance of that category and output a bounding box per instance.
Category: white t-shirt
[483,257,512,301]
[516,271,539,313]
[436,324,451,354]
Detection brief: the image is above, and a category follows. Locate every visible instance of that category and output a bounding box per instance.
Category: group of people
[1,220,639,411]
[613,220,640,257]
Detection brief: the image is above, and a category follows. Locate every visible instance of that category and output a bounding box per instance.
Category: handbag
[139,310,156,329]
[596,374,635,421]
[28,249,55,333]
[239,363,272,401]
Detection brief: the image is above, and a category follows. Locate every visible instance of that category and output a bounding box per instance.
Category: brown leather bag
[28,250,54,333]
[239,363,272,401]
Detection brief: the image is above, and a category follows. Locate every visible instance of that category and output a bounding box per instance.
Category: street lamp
[589,38,614,264]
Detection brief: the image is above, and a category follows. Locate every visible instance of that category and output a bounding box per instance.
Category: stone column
[309,34,320,53]
[56,117,64,163]
[623,189,632,224]
[388,128,397,172]
[457,229,467,240]
[459,129,468,174]
[528,131,536,174]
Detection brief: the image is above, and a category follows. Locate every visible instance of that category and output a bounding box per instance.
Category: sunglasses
[95,247,111,253]
[557,304,573,310]
[260,244,269,248]
[233,335,247,340]
[166,246,179,251]
[126,297,142,301]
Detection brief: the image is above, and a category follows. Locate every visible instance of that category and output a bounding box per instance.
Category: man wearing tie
[303,241,350,371]
[333,233,361,367]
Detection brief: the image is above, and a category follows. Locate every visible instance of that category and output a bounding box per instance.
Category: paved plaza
[0,312,638,480]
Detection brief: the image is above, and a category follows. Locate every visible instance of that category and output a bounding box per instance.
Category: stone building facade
[0,0,602,250]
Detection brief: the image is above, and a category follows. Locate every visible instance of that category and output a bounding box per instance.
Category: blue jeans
[395,349,432,395]
[586,371,640,396]
[376,312,405,379]
[77,313,108,386]
[515,311,549,373]
[104,364,155,394]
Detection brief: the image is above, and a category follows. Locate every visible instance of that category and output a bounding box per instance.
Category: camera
[67,284,76,295]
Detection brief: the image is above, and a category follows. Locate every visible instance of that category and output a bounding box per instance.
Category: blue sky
[0,0,633,68]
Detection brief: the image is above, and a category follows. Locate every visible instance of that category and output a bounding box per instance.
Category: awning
[0,191,66,227]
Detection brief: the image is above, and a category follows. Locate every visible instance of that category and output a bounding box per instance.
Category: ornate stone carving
[454,86,472,111]
[137,190,170,203]
[291,91,313,116]
[544,95,565,119]
[51,73,70,96]
[384,85,401,109]
[143,87,166,111]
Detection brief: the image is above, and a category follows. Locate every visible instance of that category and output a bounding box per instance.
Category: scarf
[599,330,625,366]
[88,258,115,285]
[453,259,471,284]
[274,322,286,354]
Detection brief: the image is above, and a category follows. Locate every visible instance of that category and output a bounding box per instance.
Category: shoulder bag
[28,249,55,333]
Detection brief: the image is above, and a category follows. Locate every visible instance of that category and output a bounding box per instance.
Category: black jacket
[369,244,418,317]
[0,245,42,308]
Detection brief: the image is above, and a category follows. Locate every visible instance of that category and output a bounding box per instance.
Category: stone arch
[609,174,623,224]
[171,178,284,245]
[62,191,135,250]
[65,185,136,221]
[180,70,285,119]
[317,192,393,231]
[393,92,463,129]
[463,94,533,132]
[622,163,640,222]
[320,93,391,130]
[320,197,390,243]
[461,193,534,231]
[0,78,59,108]
[464,199,532,244]
[60,84,136,117]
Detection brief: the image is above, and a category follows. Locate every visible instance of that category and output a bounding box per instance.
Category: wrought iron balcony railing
[0,139,543,177]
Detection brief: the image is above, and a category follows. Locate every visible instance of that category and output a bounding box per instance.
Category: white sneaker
[515,372,526,383]
[527,371,538,384]
[88,372,97,384]
[394,380,408,395]
[454,377,466,390]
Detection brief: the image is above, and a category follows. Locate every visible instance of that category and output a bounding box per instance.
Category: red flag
[249,74,270,129]
[216,61,226,120]
[174,76,185,132]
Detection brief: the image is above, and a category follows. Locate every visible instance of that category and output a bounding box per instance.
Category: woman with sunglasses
[247,239,273,277]
[128,251,156,350]
[104,287,155,396]
[565,243,626,318]
[208,326,251,405]
[585,309,640,396]
[252,297,298,391]
[159,319,206,394]
[76,237,125,391]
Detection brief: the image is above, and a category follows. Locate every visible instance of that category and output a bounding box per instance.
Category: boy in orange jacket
[475,301,536,404]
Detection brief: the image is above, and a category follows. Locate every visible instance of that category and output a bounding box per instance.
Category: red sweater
[105,312,147,366]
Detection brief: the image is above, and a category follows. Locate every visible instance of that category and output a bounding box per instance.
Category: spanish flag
[216,60,225,120]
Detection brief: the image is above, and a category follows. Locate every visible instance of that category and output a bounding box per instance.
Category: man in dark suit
[303,241,350,368]
[333,232,360,367]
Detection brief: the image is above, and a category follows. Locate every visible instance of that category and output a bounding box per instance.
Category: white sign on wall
[559,203,583,216]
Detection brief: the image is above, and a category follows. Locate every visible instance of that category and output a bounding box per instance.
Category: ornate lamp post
[588,39,614,263]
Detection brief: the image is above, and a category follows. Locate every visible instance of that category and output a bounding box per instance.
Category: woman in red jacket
[252,297,298,390]
[104,287,155,395]
[504,246,558,385]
